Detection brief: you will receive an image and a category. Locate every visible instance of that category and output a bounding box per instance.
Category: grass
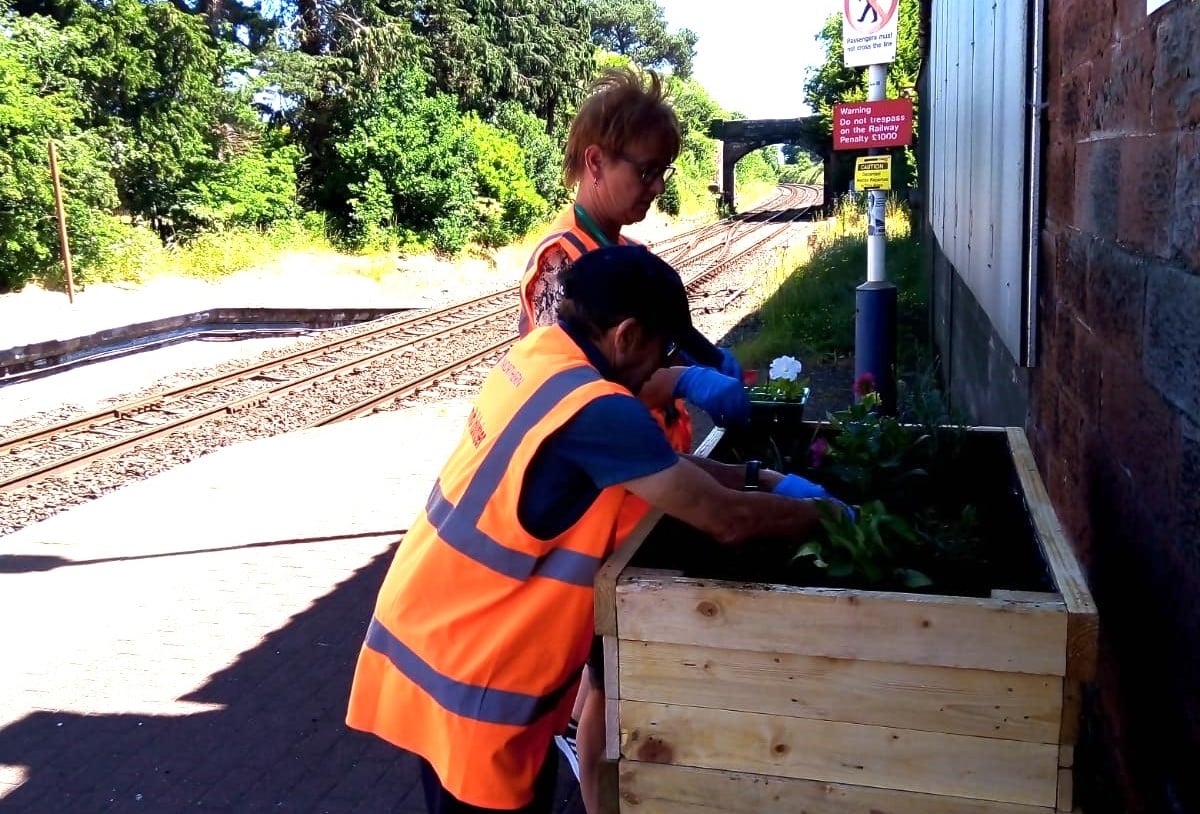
[734,195,929,375]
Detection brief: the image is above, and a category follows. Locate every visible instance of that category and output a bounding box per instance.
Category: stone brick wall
[1035,1,1199,811]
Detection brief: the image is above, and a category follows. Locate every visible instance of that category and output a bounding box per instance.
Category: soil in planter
[636,425,1055,598]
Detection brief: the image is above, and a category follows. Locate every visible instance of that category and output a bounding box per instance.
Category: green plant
[746,354,810,403]
[793,500,931,589]
[818,382,930,505]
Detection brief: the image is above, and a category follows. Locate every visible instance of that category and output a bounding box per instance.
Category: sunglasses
[616,152,676,186]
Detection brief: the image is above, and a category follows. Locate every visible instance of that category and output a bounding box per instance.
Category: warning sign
[843,0,899,67]
[833,99,913,150]
[854,156,892,190]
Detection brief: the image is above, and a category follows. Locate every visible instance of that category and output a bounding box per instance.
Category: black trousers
[418,748,558,814]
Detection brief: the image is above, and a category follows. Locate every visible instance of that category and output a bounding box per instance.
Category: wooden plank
[595,509,661,637]
[615,574,1069,675]
[619,639,1063,742]
[597,758,620,814]
[1060,681,1082,745]
[618,762,1055,814]
[605,696,621,761]
[1007,427,1099,682]
[618,701,1060,808]
[1056,768,1074,812]
[1058,743,1075,768]
[991,589,1062,603]
[603,634,621,761]
[603,635,620,699]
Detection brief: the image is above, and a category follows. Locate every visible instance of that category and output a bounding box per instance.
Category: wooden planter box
[595,426,1097,814]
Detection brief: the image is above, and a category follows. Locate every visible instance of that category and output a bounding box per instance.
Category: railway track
[0,185,820,530]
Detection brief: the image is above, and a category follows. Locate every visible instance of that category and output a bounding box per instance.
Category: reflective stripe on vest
[363,617,575,727]
[358,363,606,727]
[420,365,606,587]
[347,327,645,808]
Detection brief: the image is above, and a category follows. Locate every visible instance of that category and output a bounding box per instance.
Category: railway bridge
[707,116,836,211]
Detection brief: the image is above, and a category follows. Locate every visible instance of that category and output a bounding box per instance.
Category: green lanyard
[573,203,615,248]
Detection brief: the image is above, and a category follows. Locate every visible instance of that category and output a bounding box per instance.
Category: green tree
[463,114,547,246]
[333,64,476,253]
[0,9,118,290]
[587,0,696,78]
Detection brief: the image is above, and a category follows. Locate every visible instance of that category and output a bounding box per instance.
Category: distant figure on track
[346,245,843,814]
[515,66,747,812]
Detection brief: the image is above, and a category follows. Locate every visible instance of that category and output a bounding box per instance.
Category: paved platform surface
[0,400,584,813]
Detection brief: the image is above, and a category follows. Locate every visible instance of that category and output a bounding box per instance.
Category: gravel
[0,208,825,538]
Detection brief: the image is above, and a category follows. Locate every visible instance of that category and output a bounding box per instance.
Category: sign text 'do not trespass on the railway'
[833,99,913,150]
[843,0,899,67]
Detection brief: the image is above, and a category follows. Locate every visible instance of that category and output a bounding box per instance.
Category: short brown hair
[563,67,682,187]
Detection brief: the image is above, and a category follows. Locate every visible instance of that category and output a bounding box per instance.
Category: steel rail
[0,188,817,493]
[0,288,516,456]
[0,306,519,491]
[311,194,818,428]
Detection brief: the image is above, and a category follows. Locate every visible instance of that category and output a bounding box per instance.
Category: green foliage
[588,0,697,78]
[66,0,226,226]
[821,390,931,504]
[0,10,118,290]
[736,199,926,368]
[176,141,301,234]
[493,101,570,208]
[655,173,680,216]
[663,73,722,216]
[795,500,931,588]
[734,145,780,186]
[463,114,547,246]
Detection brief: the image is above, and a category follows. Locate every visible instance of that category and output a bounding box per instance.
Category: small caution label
[854,155,892,190]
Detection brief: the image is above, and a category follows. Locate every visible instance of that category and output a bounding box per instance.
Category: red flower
[853,371,876,398]
[810,437,830,468]
[742,369,759,385]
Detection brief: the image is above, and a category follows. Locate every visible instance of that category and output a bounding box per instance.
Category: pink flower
[742,369,759,385]
[810,438,830,468]
[853,371,876,399]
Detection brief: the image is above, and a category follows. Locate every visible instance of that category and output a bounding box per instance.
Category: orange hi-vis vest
[517,206,640,336]
[517,207,693,465]
[346,325,637,810]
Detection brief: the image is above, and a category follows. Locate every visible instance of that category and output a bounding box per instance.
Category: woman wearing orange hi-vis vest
[346,246,849,813]
[516,67,749,812]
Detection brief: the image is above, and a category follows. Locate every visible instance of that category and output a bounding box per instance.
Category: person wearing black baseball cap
[347,242,846,814]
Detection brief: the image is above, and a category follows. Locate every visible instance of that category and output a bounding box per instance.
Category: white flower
[769,355,803,382]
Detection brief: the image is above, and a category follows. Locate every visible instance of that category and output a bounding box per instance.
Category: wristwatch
[743,459,762,491]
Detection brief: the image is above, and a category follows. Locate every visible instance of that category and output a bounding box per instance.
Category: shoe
[554,719,580,781]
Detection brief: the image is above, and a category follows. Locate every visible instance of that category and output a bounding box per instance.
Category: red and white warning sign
[833,99,913,150]
[842,0,899,67]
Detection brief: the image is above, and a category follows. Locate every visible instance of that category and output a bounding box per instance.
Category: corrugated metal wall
[928,0,1031,363]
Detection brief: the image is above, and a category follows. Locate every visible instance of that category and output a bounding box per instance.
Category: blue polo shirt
[516,323,680,540]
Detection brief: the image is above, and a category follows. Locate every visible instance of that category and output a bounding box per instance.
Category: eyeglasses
[663,340,680,365]
[616,152,676,186]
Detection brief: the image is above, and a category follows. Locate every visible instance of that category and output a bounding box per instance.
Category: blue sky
[656,1,837,119]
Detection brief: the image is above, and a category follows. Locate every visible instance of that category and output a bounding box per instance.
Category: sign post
[841,0,902,413]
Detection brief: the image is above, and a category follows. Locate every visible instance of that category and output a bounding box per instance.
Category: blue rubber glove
[673,366,750,426]
[773,475,857,522]
[772,474,829,500]
[718,348,743,381]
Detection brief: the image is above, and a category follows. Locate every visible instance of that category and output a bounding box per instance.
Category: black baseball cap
[558,245,722,368]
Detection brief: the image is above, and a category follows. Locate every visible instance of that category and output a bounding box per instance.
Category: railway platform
[0,398,584,813]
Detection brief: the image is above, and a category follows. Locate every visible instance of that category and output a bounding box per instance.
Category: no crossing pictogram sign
[843,0,899,67]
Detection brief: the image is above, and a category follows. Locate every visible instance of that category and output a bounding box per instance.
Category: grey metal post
[855,63,898,413]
